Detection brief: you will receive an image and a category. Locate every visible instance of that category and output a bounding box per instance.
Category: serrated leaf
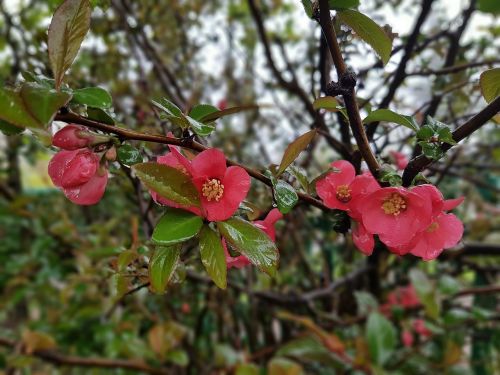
[312,96,339,111]
[217,218,279,277]
[132,162,200,207]
[479,68,500,103]
[149,245,181,293]
[199,104,259,122]
[72,87,112,109]
[189,104,219,122]
[277,129,316,175]
[328,0,360,10]
[199,225,227,289]
[437,127,456,145]
[363,109,418,131]
[152,209,203,246]
[366,312,396,366]
[338,9,392,65]
[117,144,142,166]
[22,71,55,88]
[416,125,434,140]
[273,180,298,214]
[48,0,91,89]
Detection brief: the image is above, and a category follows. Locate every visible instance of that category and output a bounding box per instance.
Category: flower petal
[352,221,374,255]
[191,148,227,180]
[63,169,108,205]
[60,149,99,188]
[443,196,464,211]
[48,150,80,187]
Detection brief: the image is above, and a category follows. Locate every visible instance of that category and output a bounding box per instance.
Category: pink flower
[401,330,414,347]
[408,213,463,260]
[48,149,108,205]
[217,99,227,111]
[360,187,432,249]
[316,160,379,215]
[390,150,408,170]
[413,319,432,338]
[380,285,420,315]
[52,124,94,150]
[352,221,375,256]
[224,208,283,269]
[191,148,250,222]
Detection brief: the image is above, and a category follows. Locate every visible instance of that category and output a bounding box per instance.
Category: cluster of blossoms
[151,141,282,268]
[316,160,464,260]
[48,124,110,205]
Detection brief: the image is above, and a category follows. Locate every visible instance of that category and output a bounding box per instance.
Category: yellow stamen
[202,178,224,201]
[381,193,407,216]
[336,184,352,203]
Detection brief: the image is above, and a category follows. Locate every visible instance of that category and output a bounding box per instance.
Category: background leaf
[72,87,112,109]
[363,109,418,131]
[366,312,396,366]
[479,68,500,103]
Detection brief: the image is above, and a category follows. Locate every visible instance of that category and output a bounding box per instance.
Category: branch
[402,95,500,185]
[54,112,329,211]
[0,337,171,374]
[406,59,500,77]
[317,0,381,177]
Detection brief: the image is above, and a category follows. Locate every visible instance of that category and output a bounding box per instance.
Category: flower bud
[52,124,94,150]
[105,146,117,161]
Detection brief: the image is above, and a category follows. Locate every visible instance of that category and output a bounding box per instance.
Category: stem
[54,112,328,211]
[317,0,381,178]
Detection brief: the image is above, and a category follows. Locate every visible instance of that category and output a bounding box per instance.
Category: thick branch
[54,112,328,211]
[317,0,380,177]
[0,337,170,374]
[402,95,500,185]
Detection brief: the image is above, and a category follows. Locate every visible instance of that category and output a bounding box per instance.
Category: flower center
[336,184,352,203]
[381,193,407,216]
[202,178,224,202]
[426,221,439,233]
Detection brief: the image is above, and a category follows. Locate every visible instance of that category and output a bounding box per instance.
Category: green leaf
[189,104,219,122]
[312,96,340,111]
[183,114,215,137]
[152,209,203,246]
[416,125,434,141]
[288,166,309,192]
[363,109,418,131]
[22,71,55,88]
[117,144,143,166]
[217,218,279,277]
[0,84,72,130]
[437,127,456,145]
[72,87,112,109]
[338,9,392,65]
[301,0,313,18]
[149,245,181,294]
[151,98,182,117]
[478,0,500,14]
[328,0,360,10]
[0,120,24,135]
[479,68,500,103]
[268,357,304,375]
[366,312,396,366]
[199,226,227,289]
[132,162,200,207]
[277,130,316,175]
[199,104,259,122]
[409,268,440,319]
[165,349,189,367]
[273,180,298,214]
[48,0,92,89]
[87,107,115,124]
[236,363,260,375]
[419,142,444,160]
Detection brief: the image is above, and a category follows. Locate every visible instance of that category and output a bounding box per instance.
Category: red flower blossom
[401,330,414,347]
[224,208,283,269]
[191,148,250,222]
[48,149,108,205]
[413,319,432,338]
[316,161,379,215]
[352,221,374,256]
[360,187,432,249]
[390,150,408,170]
